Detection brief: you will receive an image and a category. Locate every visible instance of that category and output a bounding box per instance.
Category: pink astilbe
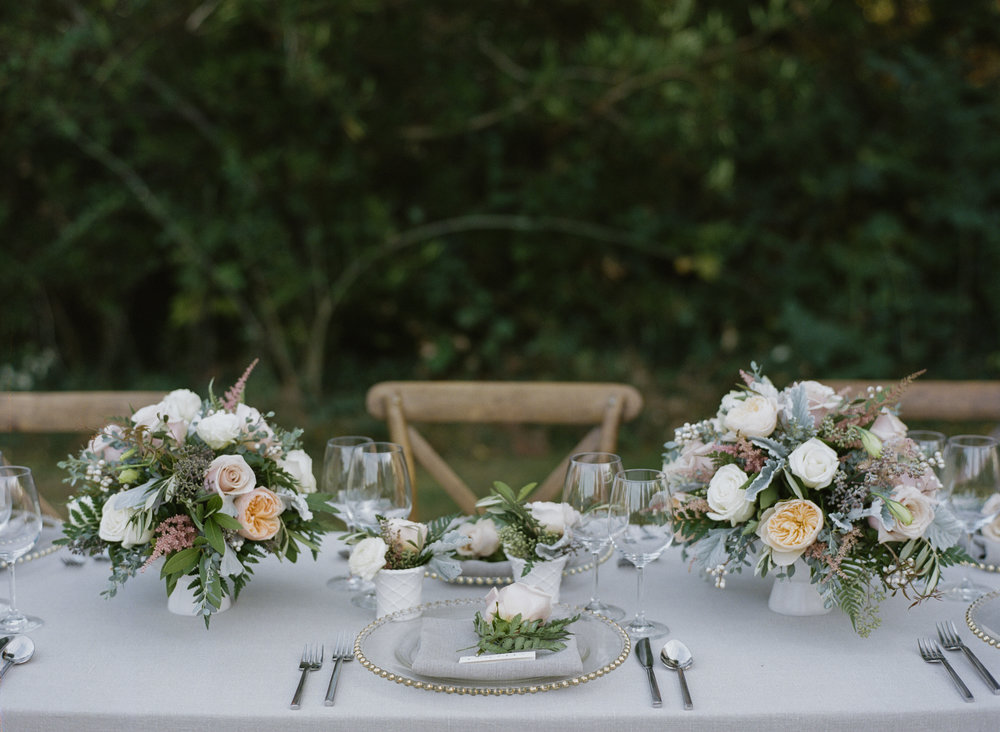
[141,515,199,572]
[222,358,259,412]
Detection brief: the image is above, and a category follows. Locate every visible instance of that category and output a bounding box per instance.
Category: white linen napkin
[410,617,583,681]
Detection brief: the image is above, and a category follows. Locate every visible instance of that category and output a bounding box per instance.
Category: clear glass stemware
[0,466,44,632]
[609,468,674,638]
[346,442,413,610]
[562,452,625,619]
[324,436,375,592]
[939,435,1000,601]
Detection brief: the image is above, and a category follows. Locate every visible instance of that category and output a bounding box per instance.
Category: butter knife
[636,637,662,708]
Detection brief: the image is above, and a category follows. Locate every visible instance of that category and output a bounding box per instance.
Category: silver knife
[635,637,662,708]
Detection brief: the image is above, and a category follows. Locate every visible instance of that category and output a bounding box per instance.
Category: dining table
[3,529,1000,732]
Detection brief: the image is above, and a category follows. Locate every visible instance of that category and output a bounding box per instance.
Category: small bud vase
[767,560,831,616]
[374,566,425,620]
[167,578,232,617]
[506,554,569,603]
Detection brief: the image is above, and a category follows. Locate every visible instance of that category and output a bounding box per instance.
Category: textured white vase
[374,566,425,620]
[768,561,831,616]
[507,554,569,603]
[167,579,232,617]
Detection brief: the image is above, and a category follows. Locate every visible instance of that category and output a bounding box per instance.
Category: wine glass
[939,435,1000,601]
[0,466,44,632]
[562,452,625,619]
[609,468,674,638]
[324,436,374,592]
[346,442,413,609]
[908,429,946,478]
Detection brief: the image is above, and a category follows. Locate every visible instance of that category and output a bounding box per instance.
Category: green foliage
[3,2,1000,398]
[470,610,581,656]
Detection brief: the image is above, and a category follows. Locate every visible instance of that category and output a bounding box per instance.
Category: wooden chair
[823,380,1000,422]
[365,381,643,515]
[1,390,167,517]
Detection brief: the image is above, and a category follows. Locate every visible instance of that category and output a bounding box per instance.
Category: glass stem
[6,562,19,620]
[634,564,646,626]
[590,550,601,603]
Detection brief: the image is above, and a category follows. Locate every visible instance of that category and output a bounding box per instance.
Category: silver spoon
[0,635,35,679]
[660,639,694,710]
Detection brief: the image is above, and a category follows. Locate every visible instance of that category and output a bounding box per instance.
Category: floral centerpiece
[58,361,337,625]
[664,365,966,636]
[469,582,580,655]
[347,515,464,582]
[475,481,581,572]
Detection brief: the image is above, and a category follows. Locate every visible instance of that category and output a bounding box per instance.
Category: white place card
[458,651,537,664]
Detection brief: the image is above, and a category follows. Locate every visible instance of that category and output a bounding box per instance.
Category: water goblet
[907,429,946,478]
[324,436,374,592]
[939,435,1000,601]
[0,466,44,632]
[609,468,674,638]
[346,442,413,609]
[562,452,625,619]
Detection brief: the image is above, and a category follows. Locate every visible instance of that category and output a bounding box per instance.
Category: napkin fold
[410,617,583,682]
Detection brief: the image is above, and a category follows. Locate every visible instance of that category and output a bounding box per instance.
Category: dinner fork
[918,638,974,702]
[289,643,324,710]
[324,632,354,706]
[937,620,1000,694]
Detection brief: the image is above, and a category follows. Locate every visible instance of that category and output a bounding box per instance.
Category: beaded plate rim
[425,546,615,586]
[965,589,1000,648]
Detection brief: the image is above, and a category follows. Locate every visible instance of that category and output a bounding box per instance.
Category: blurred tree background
[3,0,1000,510]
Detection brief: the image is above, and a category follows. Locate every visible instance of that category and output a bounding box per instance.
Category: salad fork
[918,638,973,702]
[324,632,354,706]
[290,643,324,709]
[937,620,1000,694]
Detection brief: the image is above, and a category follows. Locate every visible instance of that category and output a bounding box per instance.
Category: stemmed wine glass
[609,468,674,638]
[0,466,44,632]
[908,429,946,478]
[324,436,374,592]
[939,435,1000,601]
[346,442,413,609]
[562,452,625,619]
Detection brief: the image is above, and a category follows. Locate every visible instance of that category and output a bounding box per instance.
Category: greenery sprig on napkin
[469,583,580,655]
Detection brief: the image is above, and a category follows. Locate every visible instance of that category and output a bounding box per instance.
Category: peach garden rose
[756,499,824,566]
[235,487,283,541]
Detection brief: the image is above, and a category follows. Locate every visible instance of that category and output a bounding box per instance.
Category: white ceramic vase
[506,554,569,603]
[374,566,425,620]
[167,579,232,617]
[768,561,831,616]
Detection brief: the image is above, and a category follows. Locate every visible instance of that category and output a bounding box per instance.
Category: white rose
[981,494,1000,543]
[870,409,908,444]
[456,517,501,558]
[349,536,388,581]
[788,438,840,489]
[723,395,778,438]
[196,411,242,449]
[876,485,937,543]
[98,497,153,548]
[705,464,755,525]
[160,388,202,424]
[131,402,165,432]
[279,449,317,493]
[384,518,428,554]
[234,403,274,442]
[484,582,552,623]
[527,501,582,535]
[792,380,843,423]
[756,499,824,565]
[87,424,126,463]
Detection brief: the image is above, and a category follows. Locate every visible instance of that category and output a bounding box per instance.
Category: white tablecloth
[3,538,1000,731]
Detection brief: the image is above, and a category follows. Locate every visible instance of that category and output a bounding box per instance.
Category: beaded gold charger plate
[966,590,1000,648]
[426,546,615,586]
[355,597,630,695]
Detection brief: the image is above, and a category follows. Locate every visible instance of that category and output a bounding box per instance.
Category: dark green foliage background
[4,0,1000,408]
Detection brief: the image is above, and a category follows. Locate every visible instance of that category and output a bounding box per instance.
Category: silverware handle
[677,666,693,710]
[961,645,1000,694]
[289,667,309,710]
[324,657,345,706]
[0,659,11,681]
[644,667,662,708]
[940,657,975,702]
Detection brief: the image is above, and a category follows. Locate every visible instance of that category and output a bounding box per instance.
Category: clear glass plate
[355,597,631,695]
[966,589,1000,648]
[426,546,614,585]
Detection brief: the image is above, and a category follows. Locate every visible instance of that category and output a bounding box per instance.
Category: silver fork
[289,643,324,709]
[918,638,974,702]
[937,620,1000,694]
[324,632,354,706]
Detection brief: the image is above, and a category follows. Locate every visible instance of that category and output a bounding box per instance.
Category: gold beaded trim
[0,543,61,569]
[961,560,1000,574]
[425,547,615,586]
[354,598,631,695]
[965,589,1000,648]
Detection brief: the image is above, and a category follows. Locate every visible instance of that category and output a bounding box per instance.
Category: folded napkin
[410,617,583,682]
